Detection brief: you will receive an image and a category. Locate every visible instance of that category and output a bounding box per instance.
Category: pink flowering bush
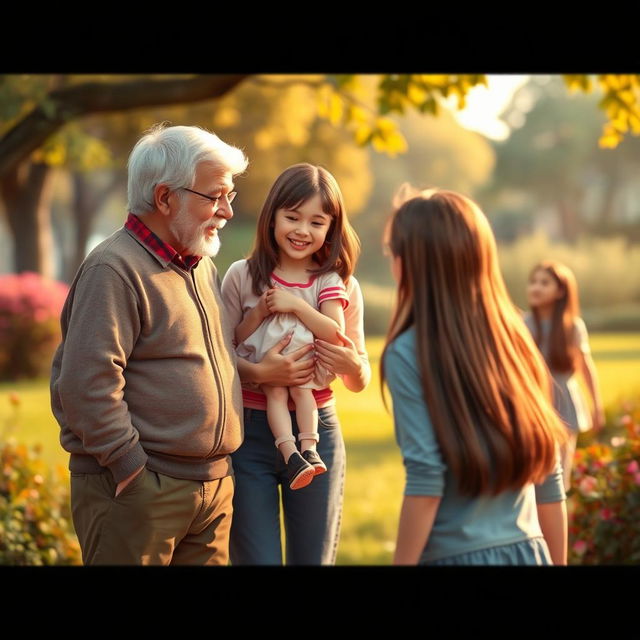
[569,400,640,564]
[0,272,69,380]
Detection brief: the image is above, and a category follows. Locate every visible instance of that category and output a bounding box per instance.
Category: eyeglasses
[181,187,237,207]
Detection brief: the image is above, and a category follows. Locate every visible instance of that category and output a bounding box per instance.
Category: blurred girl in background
[525,261,605,491]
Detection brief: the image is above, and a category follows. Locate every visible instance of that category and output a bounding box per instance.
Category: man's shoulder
[82,228,143,270]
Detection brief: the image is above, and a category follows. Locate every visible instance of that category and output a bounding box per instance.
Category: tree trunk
[0,75,251,278]
[555,184,584,244]
[598,154,621,226]
[66,170,123,281]
[0,161,55,277]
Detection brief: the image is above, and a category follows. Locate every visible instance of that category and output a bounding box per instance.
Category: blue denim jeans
[229,405,346,565]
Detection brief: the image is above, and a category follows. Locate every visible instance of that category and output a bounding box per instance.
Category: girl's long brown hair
[529,261,580,373]
[246,163,360,296]
[381,186,568,497]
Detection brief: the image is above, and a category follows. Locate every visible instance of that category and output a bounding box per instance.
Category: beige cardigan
[50,227,243,483]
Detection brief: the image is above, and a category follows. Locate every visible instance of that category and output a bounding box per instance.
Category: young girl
[222,163,360,493]
[524,261,605,491]
[381,185,569,565]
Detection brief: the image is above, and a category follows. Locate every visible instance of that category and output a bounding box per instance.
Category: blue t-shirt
[384,327,566,563]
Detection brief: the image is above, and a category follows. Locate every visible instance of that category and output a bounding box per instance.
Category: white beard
[169,201,222,258]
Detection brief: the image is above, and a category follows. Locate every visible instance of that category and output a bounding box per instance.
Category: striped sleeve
[317,271,349,310]
[220,260,247,330]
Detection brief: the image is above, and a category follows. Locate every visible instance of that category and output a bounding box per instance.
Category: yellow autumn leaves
[316,74,491,157]
[565,74,640,148]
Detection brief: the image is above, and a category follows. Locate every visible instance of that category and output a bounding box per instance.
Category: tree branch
[0,74,250,178]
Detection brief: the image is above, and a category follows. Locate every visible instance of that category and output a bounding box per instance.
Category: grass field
[1,333,639,564]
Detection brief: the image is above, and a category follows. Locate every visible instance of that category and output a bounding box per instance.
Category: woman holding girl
[382,186,569,565]
[221,163,369,565]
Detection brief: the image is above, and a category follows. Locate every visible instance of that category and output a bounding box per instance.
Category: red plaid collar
[125,213,201,271]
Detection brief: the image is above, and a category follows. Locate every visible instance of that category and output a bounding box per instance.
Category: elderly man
[50,124,249,565]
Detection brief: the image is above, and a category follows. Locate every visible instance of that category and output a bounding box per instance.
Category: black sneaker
[286,451,315,490]
[302,449,327,476]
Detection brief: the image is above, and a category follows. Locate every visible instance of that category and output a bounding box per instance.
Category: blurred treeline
[1,74,639,334]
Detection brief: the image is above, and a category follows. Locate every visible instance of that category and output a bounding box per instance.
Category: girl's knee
[264,386,290,402]
[289,386,313,401]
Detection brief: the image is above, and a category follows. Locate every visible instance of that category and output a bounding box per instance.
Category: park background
[1,74,639,565]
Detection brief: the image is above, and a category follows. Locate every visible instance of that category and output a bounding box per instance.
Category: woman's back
[385,327,565,564]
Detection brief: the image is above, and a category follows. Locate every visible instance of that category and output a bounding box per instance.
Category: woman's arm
[536,501,568,565]
[535,449,567,565]
[393,495,441,565]
[577,350,605,432]
[315,330,371,392]
[385,337,447,565]
[573,318,605,432]
[315,276,370,392]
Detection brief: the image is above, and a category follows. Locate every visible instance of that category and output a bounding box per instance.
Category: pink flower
[573,540,587,556]
[600,508,614,520]
[611,437,626,447]
[627,460,639,474]
[578,475,598,496]
[621,415,632,426]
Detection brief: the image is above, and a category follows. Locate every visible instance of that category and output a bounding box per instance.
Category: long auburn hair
[246,163,361,296]
[529,261,580,373]
[380,186,568,497]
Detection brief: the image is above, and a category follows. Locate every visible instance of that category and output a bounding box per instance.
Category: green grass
[2,333,639,564]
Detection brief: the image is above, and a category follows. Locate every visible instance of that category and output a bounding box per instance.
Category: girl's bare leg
[289,387,319,453]
[263,386,297,463]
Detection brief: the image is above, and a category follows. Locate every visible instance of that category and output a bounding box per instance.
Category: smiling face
[527,267,564,310]
[168,161,235,257]
[272,193,332,267]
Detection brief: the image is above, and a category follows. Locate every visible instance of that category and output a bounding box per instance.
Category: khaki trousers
[70,467,234,565]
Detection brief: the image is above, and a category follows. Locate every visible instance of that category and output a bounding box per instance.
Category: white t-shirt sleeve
[573,317,591,354]
[220,260,247,330]
[344,276,368,362]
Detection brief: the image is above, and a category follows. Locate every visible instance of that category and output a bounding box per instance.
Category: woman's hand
[265,287,302,314]
[254,334,315,387]
[315,329,362,377]
[592,406,606,433]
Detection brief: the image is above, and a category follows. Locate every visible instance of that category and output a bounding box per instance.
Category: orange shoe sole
[290,466,315,490]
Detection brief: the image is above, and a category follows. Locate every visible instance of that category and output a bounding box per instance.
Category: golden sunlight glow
[447,75,531,141]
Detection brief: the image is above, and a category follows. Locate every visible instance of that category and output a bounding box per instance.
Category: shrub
[0,438,81,565]
[0,272,69,381]
[569,400,640,564]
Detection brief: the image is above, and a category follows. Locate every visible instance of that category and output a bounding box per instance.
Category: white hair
[127,123,249,215]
